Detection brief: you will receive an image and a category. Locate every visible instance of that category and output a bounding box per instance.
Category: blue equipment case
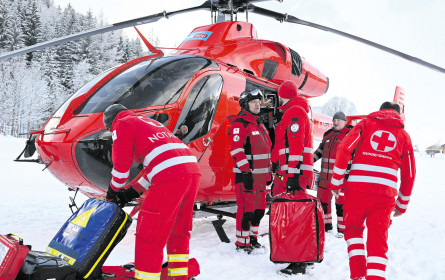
[46,199,132,280]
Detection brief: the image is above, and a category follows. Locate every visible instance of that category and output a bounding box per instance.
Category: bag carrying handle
[7,233,24,245]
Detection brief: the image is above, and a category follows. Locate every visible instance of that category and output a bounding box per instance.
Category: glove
[106,187,119,202]
[116,186,141,206]
[242,172,254,190]
[286,175,303,192]
[272,162,279,173]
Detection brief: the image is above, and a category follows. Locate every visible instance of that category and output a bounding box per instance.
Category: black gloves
[106,186,141,207]
[242,172,254,190]
[286,175,303,192]
[118,186,141,205]
[272,162,279,173]
[106,187,119,202]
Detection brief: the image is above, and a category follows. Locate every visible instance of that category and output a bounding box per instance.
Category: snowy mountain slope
[0,135,444,279]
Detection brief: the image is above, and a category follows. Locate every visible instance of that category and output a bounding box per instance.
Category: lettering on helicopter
[184,31,213,41]
[318,121,333,130]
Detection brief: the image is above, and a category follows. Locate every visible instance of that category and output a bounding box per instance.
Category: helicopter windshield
[53,67,117,118]
[74,56,218,114]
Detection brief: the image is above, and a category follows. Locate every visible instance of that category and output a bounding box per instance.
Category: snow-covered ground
[1,135,444,279]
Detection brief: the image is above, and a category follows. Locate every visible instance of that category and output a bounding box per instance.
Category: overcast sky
[51,0,445,149]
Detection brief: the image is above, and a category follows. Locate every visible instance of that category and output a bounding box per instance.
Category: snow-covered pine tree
[21,0,42,63]
[0,0,155,136]
[2,1,24,52]
[0,0,8,50]
[56,4,82,92]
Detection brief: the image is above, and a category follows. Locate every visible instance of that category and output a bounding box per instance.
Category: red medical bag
[0,234,30,279]
[269,191,325,263]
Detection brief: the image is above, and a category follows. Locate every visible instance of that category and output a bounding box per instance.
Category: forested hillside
[0,0,148,136]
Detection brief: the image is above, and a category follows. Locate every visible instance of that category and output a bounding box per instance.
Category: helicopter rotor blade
[248,4,445,74]
[0,1,212,62]
[209,0,282,7]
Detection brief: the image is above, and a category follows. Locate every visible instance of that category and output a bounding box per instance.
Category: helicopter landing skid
[194,206,236,243]
[212,219,230,243]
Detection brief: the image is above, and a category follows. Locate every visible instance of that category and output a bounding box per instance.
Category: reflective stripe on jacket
[314,125,352,188]
[229,110,272,184]
[329,109,416,213]
[110,111,200,192]
[272,96,313,182]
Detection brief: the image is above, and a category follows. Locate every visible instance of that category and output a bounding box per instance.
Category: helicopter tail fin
[393,86,405,120]
[345,86,406,125]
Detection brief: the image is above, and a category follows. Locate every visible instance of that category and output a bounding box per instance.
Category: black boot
[325,223,333,232]
[236,245,253,254]
[249,236,263,249]
[279,263,307,275]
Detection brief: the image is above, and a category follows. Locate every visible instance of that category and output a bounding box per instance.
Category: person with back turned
[103,104,201,280]
[329,102,416,280]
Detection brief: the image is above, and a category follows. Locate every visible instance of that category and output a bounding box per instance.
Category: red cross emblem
[370,130,396,152]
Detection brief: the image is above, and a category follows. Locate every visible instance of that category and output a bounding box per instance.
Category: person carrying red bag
[271,80,314,275]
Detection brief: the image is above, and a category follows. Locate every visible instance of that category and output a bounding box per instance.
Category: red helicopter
[5,1,443,224]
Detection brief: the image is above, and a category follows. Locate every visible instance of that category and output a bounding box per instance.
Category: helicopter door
[245,80,278,149]
[173,74,223,146]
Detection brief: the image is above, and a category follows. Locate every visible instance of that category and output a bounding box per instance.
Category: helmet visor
[240,89,263,100]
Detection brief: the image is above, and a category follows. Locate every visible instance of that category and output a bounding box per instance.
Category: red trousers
[317,187,344,231]
[343,190,395,280]
[134,174,200,280]
[235,182,267,247]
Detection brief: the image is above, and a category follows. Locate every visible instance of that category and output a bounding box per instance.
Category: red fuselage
[35,21,330,204]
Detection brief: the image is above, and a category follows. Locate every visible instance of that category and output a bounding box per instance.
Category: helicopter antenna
[210,2,213,23]
[246,1,249,22]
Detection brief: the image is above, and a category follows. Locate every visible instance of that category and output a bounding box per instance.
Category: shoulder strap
[233,118,250,128]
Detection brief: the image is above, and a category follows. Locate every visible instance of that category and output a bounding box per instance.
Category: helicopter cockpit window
[174,74,223,144]
[53,67,116,118]
[148,113,169,126]
[245,81,278,148]
[74,56,218,114]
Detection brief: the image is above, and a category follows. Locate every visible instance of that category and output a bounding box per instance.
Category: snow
[1,135,444,279]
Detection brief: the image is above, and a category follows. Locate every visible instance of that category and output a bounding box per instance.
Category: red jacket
[229,110,272,184]
[314,125,353,188]
[109,111,200,193]
[329,109,416,213]
[272,97,313,184]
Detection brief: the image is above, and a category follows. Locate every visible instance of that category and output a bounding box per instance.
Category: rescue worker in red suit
[103,104,201,280]
[229,89,272,252]
[313,111,353,237]
[329,102,416,280]
[271,80,314,275]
